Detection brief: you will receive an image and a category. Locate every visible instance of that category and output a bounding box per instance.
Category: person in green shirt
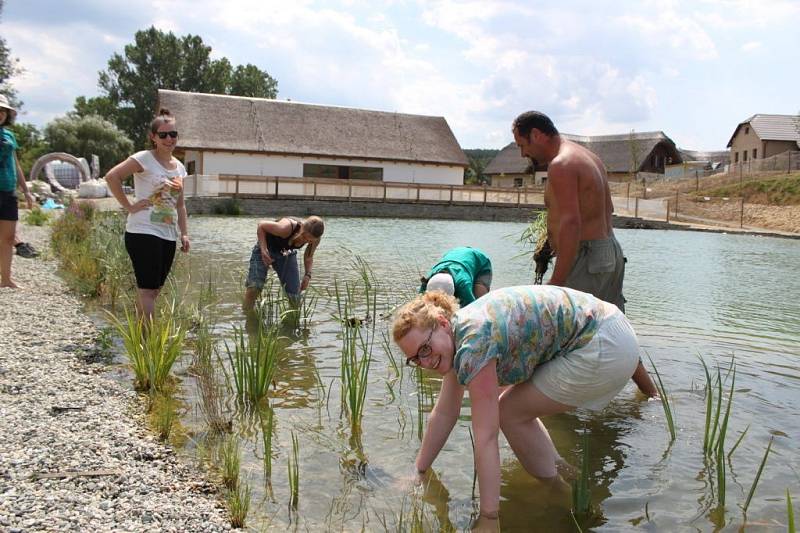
[419,247,492,305]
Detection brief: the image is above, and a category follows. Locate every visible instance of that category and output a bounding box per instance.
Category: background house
[158,89,468,185]
[726,114,800,165]
[485,131,683,186]
[664,149,730,178]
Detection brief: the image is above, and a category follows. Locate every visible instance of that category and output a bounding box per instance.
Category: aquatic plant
[743,436,774,513]
[149,391,179,442]
[259,406,275,481]
[223,323,279,409]
[288,431,300,509]
[572,431,592,517]
[333,271,378,433]
[109,306,186,392]
[227,479,251,529]
[646,355,676,442]
[220,435,241,491]
[788,490,796,533]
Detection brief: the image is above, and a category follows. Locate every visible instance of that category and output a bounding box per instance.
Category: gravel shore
[0,225,230,532]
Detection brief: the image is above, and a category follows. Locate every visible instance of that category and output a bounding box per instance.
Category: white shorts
[531,310,641,410]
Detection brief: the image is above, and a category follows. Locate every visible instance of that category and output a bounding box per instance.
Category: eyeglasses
[406,327,435,367]
[156,131,179,139]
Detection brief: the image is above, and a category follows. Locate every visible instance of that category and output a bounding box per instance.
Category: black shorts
[0,191,18,221]
[124,232,177,290]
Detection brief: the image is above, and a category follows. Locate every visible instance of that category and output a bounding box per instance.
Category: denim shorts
[246,244,300,296]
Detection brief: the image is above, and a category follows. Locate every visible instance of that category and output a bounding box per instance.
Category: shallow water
[168,217,799,531]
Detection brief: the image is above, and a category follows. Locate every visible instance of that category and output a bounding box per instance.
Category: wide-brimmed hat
[0,94,17,122]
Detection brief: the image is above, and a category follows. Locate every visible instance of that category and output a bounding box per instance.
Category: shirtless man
[512,110,656,397]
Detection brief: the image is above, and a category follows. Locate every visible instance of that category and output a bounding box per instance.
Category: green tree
[71,95,118,123]
[44,114,134,174]
[96,27,278,146]
[0,0,23,107]
[8,123,49,174]
[463,148,499,185]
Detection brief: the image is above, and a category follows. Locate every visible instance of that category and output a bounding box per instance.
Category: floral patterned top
[452,285,610,386]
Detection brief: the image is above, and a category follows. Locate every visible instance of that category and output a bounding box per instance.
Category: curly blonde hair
[392,291,460,343]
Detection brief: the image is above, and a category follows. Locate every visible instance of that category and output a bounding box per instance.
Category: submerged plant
[259,406,275,481]
[288,431,300,509]
[572,432,592,517]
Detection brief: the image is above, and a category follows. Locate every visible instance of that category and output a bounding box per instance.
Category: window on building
[743,150,748,162]
[303,163,383,181]
[734,152,739,163]
[513,177,523,187]
[752,148,757,159]
[186,161,196,175]
[745,126,749,134]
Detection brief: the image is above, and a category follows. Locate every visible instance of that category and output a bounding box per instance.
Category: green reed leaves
[646,355,676,442]
[223,323,279,408]
[110,306,186,393]
[288,431,300,509]
[743,436,774,513]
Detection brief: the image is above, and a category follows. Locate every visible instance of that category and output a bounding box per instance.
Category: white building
[158,89,468,185]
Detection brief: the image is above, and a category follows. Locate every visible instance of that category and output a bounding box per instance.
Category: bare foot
[0,281,21,289]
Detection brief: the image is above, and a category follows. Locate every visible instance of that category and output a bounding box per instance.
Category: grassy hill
[699,173,800,205]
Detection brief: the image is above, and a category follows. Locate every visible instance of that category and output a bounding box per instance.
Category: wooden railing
[187,174,546,207]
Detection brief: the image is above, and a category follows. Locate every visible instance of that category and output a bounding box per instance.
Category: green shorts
[564,237,626,312]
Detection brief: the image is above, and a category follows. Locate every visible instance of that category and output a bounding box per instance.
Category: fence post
[348,180,352,201]
[695,170,699,191]
[642,177,647,199]
[740,197,745,229]
[666,199,670,223]
[483,184,487,206]
[416,183,420,202]
[635,197,639,218]
[274,177,279,199]
[313,180,317,201]
[194,174,199,197]
[517,187,521,207]
[626,181,631,209]
[235,175,240,198]
[449,185,453,205]
[383,182,387,202]
[675,190,679,218]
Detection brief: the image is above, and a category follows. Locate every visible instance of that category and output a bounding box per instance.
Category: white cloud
[740,41,762,52]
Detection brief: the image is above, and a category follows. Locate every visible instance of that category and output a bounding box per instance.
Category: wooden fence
[185,174,546,207]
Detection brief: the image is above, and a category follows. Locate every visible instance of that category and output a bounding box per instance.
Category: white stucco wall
[199,151,464,185]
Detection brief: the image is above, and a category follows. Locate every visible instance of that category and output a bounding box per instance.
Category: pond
[161,216,800,531]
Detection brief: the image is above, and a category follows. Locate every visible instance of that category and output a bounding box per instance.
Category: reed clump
[223,323,280,409]
[109,305,186,393]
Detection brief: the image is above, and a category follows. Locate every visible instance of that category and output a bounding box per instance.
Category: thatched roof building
[158,90,468,184]
[486,131,685,185]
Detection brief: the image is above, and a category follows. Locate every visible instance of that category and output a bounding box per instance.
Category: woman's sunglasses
[156,131,179,139]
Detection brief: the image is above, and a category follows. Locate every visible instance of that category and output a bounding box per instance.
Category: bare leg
[498,381,574,479]
[243,286,261,312]
[136,288,160,321]
[0,220,19,288]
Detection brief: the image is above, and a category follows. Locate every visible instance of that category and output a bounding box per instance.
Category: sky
[3,0,799,151]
